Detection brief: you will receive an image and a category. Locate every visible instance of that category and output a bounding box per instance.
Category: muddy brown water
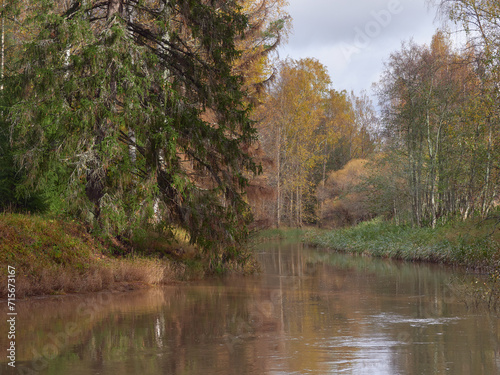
[1,241,499,374]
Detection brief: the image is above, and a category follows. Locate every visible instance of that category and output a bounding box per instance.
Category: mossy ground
[0,213,256,298]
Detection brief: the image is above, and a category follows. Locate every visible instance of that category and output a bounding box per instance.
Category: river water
[1,241,499,374]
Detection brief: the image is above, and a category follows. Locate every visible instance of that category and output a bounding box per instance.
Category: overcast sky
[278,0,443,103]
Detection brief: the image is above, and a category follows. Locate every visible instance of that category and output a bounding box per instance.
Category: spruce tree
[10,0,259,259]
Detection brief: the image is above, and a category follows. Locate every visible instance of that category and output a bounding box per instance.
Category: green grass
[251,227,308,242]
[305,217,500,271]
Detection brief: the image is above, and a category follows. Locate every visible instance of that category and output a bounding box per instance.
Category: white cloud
[279,0,440,98]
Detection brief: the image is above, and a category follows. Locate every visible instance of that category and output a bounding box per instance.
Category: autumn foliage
[254,58,379,228]
[316,159,374,228]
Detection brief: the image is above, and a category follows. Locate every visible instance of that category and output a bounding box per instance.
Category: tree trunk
[481,121,493,218]
[276,125,281,227]
[1,1,4,91]
[107,0,123,19]
[296,185,299,227]
[86,0,125,220]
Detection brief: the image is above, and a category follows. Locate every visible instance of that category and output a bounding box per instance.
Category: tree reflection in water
[1,241,499,374]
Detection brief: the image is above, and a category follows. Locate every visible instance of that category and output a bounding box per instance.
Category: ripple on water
[369,312,462,328]
[315,335,403,375]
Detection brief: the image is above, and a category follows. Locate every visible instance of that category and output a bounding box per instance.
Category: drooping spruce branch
[9,0,259,255]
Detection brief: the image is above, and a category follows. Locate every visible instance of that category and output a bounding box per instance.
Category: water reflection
[1,242,499,374]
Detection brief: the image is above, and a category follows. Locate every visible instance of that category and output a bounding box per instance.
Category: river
[1,241,499,374]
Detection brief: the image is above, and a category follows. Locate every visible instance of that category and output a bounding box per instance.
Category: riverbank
[0,213,257,298]
[305,218,500,272]
[250,227,306,242]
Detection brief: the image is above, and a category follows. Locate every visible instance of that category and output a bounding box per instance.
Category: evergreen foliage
[0,64,48,213]
[8,0,260,258]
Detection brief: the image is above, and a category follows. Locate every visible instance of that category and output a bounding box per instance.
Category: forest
[0,0,499,283]
[250,1,500,232]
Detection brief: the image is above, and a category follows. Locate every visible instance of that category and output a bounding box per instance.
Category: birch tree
[377,31,498,226]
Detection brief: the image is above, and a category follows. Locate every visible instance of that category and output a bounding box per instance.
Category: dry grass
[0,256,194,299]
